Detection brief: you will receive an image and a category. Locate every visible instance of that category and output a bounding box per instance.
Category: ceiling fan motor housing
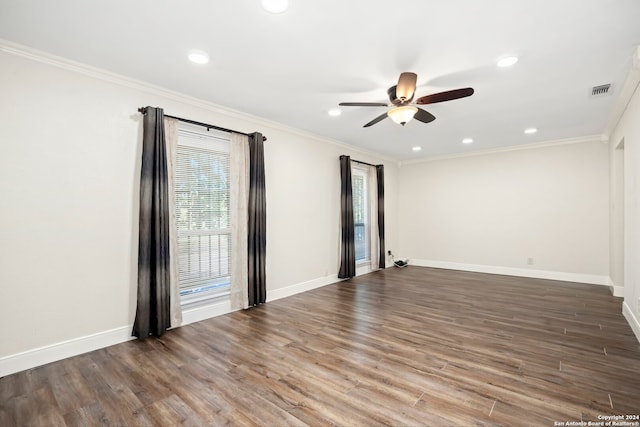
[388,85,413,105]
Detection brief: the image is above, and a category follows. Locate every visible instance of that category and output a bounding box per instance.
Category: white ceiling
[1,0,639,160]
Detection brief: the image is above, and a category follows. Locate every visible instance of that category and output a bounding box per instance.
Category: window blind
[352,165,370,262]
[175,129,231,295]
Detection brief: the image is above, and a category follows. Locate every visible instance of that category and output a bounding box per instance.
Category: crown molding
[0,38,617,170]
[398,134,603,166]
[0,39,397,166]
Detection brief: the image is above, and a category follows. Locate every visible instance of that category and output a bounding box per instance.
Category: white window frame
[352,164,370,265]
[175,126,232,307]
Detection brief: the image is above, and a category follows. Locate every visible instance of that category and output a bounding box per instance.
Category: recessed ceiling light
[261,0,288,13]
[328,108,342,117]
[524,127,538,134]
[412,146,422,152]
[497,56,518,67]
[462,138,473,144]
[188,50,209,64]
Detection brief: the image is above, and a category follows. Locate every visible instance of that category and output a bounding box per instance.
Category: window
[175,128,231,305]
[352,165,370,263]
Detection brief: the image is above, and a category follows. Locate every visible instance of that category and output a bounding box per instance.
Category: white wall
[609,60,640,341]
[262,119,398,300]
[397,140,610,283]
[0,46,398,373]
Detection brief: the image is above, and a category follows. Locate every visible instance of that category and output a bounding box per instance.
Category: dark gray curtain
[248,132,266,306]
[376,165,385,269]
[338,155,356,278]
[133,107,171,338]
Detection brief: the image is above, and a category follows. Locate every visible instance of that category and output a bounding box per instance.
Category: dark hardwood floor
[2,266,640,426]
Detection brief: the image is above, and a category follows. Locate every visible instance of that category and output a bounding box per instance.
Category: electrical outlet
[527,257,534,265]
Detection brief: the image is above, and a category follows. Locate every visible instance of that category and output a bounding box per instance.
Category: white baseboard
[623,301,640,344]
[0,265,624,377]
[607,277,625,297]
[409,259,610,286]
[0,299,237,377]
[1,273,345,377]
[0,326,134,378]
[267,274,340,302]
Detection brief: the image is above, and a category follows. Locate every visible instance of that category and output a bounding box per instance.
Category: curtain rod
[340,155,381,168]
[137,107,267,141]
[351,158,381,168]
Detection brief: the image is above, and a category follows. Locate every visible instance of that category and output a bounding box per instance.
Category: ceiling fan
[339,72,474,127]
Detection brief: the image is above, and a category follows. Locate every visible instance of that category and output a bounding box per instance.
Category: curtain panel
[338,155,356,278]
[133,107,172,338]
[367,165,379,271]
[376,165,385,269]
[164,118,182,327]
[247,132,267,306]
[230,133,250,310]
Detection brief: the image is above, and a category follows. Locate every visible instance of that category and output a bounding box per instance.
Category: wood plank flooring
[2,266,639,426]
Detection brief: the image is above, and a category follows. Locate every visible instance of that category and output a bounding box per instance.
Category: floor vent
[591,84,611,97]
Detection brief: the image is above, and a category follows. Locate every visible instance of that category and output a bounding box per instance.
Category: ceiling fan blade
[413,107,436,124]
[339,102,388,107]
[416,87,474,105]
[363,112,389,127]
[396,72,418,101]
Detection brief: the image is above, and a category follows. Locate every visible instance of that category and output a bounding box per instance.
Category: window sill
[356,263,373,277]
[181,288,230,308]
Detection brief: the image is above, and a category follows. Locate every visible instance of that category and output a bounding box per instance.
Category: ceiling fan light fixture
[387,105,418,126]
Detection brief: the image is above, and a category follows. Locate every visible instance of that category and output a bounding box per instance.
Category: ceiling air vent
[591,84,611,97]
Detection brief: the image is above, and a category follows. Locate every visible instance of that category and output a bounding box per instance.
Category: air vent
[591,84,611,97]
